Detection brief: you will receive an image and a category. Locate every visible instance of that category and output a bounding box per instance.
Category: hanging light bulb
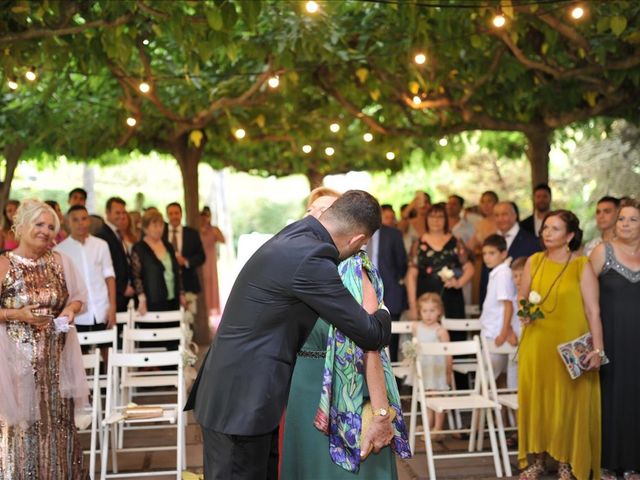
[142,39,150,46]
[412,95,421,105]
[302,144,312,153]
[325,147,335,156]
[570,5,585,20]
[126,117,137,127]
[234,128,246,139]
[363,133,373,142]
[25,68,37,82]
[139,82,151,93]
[414,53,427,65]
[305,1,319,14]
[267,76,280,89]
[7,79,18,90]
[329,123,340,133]
[385,152,396,161]
[439,137,448,147]
[493,13,506,28]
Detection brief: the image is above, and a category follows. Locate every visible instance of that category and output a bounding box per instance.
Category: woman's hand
[443,278,460,289]
[58,306,77,324]
[137,297,148,316]
[360,415,394,459]
[584,350,603,370]
[15,305,51,328]
[520,316,533,326]
[407,305,418,321]
[179,293,188,309]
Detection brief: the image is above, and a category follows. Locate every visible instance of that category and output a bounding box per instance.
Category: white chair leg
[111,424,119,473]
[477,409,486,451]
[494,407,512,477]
[100,423,109,480]
[485,409,503,478]
[469,408,478,452]
[409,383,419,453]
[420,401,437,480]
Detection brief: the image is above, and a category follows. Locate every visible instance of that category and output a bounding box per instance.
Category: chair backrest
[123,325,184,349]
[81,350,102,383]
[414,335,489,396]
[116,311,131,324]
[464,304,481,318]
[480,336,517,400]
[392,320,414,334]
[77,327,118,352]
[441,318,481,332]
[133,309,184,325]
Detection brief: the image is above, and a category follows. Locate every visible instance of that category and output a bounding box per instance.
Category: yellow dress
[518,253,600,480]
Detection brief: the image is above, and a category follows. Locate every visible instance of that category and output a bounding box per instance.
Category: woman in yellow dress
[517,210,604,480]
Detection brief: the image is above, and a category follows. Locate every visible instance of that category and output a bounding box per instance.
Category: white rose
[528,291,542,305]
[438,266,455,281]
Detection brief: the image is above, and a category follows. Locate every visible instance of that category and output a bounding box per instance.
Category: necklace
[530,252,571,314]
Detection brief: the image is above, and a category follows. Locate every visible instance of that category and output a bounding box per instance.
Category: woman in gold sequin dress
[0,199,88,479]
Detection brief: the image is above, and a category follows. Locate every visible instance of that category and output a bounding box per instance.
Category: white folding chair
[100,349,185,480]
[480,336,518,475]
[78,351,101,479]
[409,336,507,480]
[77,328,119,354]
[464,304,481,318]
[131,309,184,328]
[388,320,415,417]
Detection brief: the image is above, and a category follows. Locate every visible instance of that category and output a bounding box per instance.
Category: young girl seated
[413,292,453,437]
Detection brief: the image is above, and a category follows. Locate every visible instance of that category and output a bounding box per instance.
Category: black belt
[297,350,326,359]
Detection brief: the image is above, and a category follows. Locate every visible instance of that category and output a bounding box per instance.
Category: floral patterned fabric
[313,251,411,472]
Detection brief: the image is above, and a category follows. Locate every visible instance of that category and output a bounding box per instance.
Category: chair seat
[453,363,478,374]
[122,375,179,388]
[498,393,518,410]
[104,407,178,425]
[426,394,499,413]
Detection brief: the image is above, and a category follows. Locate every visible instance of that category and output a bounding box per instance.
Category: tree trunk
[306,166,323,190]
[1,141,25,206]
[524,128,552,187]
[168,132,210,344]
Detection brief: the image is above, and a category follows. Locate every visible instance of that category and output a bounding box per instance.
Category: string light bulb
[305,1,319,14]
[139,82,151,93]
[386,152,396,161]
[570,5,585,20]
[142,39,150,46]
[25,68,37,82]
[7,79,18,90]
[329,123,340,133]
[325,147,335,156]
[414,53,427,65]
[412,95,421,105]
[126,117,137,127]
[267,76,280,89]
[439,137,448,147]
[492,13,506,28]
[302,144,312,153]
[363,133,373,142]
[234,128,246,139]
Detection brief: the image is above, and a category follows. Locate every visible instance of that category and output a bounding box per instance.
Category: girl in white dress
[413,292,453,436]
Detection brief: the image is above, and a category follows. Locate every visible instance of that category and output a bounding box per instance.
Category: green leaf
[355,67,369,84]
[597,17,610,34]
[222,2,238,30]
[610,15,627,36]
[206,8,223,30]
[470,35,482,49]
[239,0,261,29]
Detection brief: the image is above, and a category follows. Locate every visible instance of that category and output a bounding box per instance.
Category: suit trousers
[202,426,278,480]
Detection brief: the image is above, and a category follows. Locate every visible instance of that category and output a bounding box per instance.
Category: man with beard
[521,183,552,237]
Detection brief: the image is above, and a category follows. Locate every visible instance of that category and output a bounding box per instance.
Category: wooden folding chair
[100,349,185,480]
[409,336,507,480]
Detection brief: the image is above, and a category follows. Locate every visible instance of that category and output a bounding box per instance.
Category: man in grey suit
[185,190,392,479]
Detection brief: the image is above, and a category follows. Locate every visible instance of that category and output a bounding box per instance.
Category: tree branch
[497,30,561,77]
[0,13,133,45]
[543,92,632,129]
[524,8,590,52]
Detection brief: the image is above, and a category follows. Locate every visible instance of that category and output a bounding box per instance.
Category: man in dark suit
[480,201,541,305]
[367,208,407,361]
[164,202,205,294]
[185,190,392,480]
[520,183,552,237]
[95,197,134,312]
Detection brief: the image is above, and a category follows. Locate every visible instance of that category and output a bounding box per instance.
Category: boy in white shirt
[479,234,518,387]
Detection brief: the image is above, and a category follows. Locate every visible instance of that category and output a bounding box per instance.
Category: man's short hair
[68,188,87,201]
[322,190,381,237]
[534,183,552,195]
[482,190,499,203]
[106,197,126,212]
[597,195,620,208]
[67,205,88,215]
[166,202,182,212]
[380,204,394,212]
[483,234,507,252]
[449,194,464,208]
[510,201,520,221]
[511,256,527,271]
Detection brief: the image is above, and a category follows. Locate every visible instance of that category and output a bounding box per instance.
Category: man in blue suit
[480,201,541,305]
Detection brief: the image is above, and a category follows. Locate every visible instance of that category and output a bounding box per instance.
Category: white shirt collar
[503,222,520,239]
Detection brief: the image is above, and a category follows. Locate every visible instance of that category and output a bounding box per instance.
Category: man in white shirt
[55,205,116,356]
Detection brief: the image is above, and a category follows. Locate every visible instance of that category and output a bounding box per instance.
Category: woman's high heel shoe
[519,461,545,480]
[558,462,576,480]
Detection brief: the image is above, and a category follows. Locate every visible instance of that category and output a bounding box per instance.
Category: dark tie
[171,228,179,253]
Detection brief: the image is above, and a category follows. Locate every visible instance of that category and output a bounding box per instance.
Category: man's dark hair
[449,194,464,208]
[381,204,394,212]
[510,201,520,221]
[482,190,499,203]
[44,200,59,210]
[483,234,507,252]
[67,205,88,215]
[106,196,126,212]
[166,202,182,212]
[597,195,620,208]
[534,183,552,195]
[322,190,381,237]
[68,188,87,200]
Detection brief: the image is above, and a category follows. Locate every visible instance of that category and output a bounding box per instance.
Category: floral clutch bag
[557,332,609,380]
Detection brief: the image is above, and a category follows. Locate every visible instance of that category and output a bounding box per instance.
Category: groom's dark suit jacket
[185,216,392,436]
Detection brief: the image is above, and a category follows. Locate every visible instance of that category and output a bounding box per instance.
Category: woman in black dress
[406,202,474,325]
[590,198,640,480]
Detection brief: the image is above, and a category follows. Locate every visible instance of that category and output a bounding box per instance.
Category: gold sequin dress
[0,251,86,479]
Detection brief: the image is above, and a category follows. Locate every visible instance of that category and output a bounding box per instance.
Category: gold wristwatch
[373,407,389,418]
